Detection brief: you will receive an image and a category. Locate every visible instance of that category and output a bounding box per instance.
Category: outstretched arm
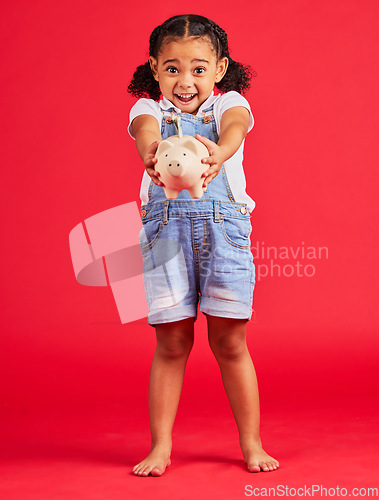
[131,114,164,186]
[195,106,250,188]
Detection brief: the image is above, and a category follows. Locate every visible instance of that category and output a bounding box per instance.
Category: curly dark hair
[127,14,256,101]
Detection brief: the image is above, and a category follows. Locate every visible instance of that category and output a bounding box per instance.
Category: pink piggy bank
[154,135,209,199]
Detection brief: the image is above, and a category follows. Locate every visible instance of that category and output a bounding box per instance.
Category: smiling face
[149,36,228,115]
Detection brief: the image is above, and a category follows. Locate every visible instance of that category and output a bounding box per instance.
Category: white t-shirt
[128,90,256,213]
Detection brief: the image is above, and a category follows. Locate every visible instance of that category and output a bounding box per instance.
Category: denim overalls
[138,102,256,326]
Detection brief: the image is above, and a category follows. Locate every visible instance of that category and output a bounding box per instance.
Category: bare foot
[133,445,172,477]
[240,439,279,473]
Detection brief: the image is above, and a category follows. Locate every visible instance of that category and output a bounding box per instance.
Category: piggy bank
[154,135,209,199]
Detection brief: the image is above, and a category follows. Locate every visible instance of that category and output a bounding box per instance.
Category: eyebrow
[162,58,210,65]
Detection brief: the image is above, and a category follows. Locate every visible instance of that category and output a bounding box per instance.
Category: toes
[245,451,280,473]
[136,465,150,476]
[248,464,261,473]
[150,466,164,477]
[268,459,279,470]
[133,461,146,475]
[133,463,165,477]
[265,460,279,471]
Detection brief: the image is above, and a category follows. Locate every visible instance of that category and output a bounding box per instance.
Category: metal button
[141,209,147,218]
[240,207,247,215]
[165,116,173,123]
[203,115,211,123]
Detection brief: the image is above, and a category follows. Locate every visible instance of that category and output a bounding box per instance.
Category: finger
[202,165,218,177]
[146,169,164,186]
[146,157,158,168]
[195,134,211,145]
[203,176,215,188]
[201,156,215,164]
[203,171,220,185]
[195,134,215,155]
[147,140,162,155]
[152,176,164,186]
[147,168,161,178]
[145,152,157,161]
[153,140,162,152]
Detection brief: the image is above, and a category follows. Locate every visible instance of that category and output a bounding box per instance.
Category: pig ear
[157,140,173,155]
[180,138,201,156]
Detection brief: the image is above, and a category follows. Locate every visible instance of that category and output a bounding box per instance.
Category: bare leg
[133,318,195,476]
[206,314,279,473]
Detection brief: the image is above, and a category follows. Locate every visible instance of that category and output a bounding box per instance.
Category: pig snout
[166,159,184,177]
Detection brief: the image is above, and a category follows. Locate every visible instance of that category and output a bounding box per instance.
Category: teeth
[177,93,195,98]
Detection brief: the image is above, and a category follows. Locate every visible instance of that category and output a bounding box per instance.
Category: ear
[157,140,173,155]
[215,56,228,83]
[149,56,159,81]
[180,138,201,156]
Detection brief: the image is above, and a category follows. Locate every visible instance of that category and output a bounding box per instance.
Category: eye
[167,67,178,74]
[183,153,186,156]
[194,67,206,74]
[165,154,168,157]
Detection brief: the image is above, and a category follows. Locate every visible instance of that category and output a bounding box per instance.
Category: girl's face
[149,37,228,115]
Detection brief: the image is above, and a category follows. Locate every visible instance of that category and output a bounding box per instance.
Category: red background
[1,0,378,498]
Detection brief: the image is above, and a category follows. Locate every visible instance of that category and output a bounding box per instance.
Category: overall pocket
[220,216,252,249]
[139,217,164,252]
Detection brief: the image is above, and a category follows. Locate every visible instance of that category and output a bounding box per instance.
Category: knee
[209,335,246,362]
[157,336,194,360]
[156,325,194,360]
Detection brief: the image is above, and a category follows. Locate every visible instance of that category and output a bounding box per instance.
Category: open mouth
[175,93,197,104]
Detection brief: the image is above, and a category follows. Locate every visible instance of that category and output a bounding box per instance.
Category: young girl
[127,14,279,476]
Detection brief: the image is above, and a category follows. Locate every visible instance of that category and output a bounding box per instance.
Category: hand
[195,134,227,189]
[143,140,165,187]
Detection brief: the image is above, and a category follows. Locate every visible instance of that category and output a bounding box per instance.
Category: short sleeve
[216,91,254,133]
[128,98,162,139]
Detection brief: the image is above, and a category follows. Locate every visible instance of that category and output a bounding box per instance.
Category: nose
[177,72,194,89]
